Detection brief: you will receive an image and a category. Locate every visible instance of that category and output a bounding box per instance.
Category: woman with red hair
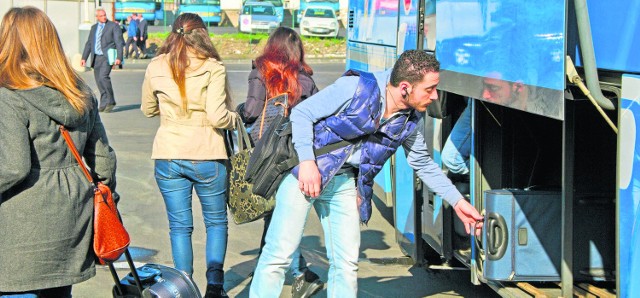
[237,27,322,298]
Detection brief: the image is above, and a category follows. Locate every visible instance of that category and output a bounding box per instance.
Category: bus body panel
[575,2,640,73]
[618,74,640,298]
[436,0,566,120]
[115,0,157,22]
[178,1,222,24]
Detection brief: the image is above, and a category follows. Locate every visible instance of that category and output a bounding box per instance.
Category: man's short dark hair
[390,50,440,87]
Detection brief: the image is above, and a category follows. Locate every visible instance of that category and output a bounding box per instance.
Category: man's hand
[453,199,483,236]
[115,59,121,65]
[141,37,145,41]
[80,60,86,67]
[298,160,321,198]
[134,37,138,41]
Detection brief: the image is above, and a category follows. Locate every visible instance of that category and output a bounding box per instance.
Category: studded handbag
[226,116,276,225]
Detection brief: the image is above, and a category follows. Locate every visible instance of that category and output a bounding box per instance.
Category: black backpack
[245,115,350,198]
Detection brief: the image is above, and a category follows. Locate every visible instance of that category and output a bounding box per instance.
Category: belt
[161,117,212,127]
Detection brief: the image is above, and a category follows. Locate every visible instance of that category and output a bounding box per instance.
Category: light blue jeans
[0,285,72,298]
[442,102,472,175]
[154,159,228,286]
[260,212,308,277]
[250,172,360,298]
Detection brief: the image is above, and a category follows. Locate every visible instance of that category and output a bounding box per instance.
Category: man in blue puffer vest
[250,50,484,298]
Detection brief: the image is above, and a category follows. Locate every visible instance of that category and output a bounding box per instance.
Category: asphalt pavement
[70,58,497,298]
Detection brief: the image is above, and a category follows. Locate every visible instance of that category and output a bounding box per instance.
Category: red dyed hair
[255,27,313,109]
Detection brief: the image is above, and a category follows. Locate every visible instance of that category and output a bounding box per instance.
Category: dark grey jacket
[82,20,125,67]
[237,62,318,125]
[0,85,117,291]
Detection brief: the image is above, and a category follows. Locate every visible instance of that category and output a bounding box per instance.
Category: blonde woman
[0,7,117,297]
[141,13,237,298]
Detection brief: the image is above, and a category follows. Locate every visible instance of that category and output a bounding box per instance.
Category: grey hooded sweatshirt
[0,85,117,292]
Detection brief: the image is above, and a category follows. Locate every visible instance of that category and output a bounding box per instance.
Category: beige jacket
[141,53,237,160]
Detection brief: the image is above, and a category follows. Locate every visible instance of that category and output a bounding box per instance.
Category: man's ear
[401,83,412,96]
[512,82,525,94]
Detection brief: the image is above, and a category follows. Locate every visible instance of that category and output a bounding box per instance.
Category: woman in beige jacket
[141,13,236,298]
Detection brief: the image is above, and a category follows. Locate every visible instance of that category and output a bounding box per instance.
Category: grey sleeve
[0,95,30,193]
[83,97,118,192]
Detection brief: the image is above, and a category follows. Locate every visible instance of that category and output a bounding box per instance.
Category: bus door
[618,75,640,298]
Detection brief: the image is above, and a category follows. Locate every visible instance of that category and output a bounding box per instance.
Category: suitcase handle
[485,212,508,260]
[108,249,145,296]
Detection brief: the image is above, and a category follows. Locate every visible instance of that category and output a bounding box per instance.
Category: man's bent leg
[250,174,314,298]
[314,173,359,298]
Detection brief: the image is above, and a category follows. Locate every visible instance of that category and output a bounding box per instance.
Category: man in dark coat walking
[137,14,149,58]
[81,7,124,113]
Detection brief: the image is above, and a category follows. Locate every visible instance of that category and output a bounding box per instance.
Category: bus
[297,0,340,25]
[347,0,640,297]
[242,0,284,24]
[115,0,159,24]
[177,0,222,26]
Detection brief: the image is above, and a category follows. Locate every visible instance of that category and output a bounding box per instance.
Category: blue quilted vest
[292,70,422,224]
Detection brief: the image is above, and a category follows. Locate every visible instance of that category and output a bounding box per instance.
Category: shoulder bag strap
[236,117,252,151]
[314,140,352,156]
[59,125,95,185]
[258,90,269,139]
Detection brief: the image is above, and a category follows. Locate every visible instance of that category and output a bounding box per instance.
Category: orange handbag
[60,126,130,263]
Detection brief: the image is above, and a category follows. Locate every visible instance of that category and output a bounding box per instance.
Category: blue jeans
[442,102,472,175]
[250,173,360,298]
[1,285,72,298]
[155,159,228,286]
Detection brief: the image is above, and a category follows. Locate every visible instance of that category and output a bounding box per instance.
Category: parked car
[299,6,339,38]
[238,2,280,34]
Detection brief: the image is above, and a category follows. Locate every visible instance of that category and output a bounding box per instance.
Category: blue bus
[297,0,340,25]
[115,0,159,24]
[347,0,639,297]
[177,0,222,26]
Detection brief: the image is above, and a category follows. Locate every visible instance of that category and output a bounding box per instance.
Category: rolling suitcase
[482,189,562,281]
[109,249,202,298]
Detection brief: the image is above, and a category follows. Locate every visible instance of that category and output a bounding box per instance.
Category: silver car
[299,6,339,38]
[238,2,280,34]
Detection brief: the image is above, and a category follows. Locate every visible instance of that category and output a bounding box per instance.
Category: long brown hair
[255,27,313,108]
[157,13,226,112]
[0,6,88,113]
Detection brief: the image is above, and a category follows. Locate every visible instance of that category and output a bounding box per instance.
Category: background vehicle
[115,0,161,24]
[242,0,284,24]
[177,0,222,26]
[299,6,339,38]
[238,2,280,34]
[297,0,339,25]
[347,0,639,297]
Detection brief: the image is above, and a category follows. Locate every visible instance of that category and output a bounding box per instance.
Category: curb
[112,56,346,68]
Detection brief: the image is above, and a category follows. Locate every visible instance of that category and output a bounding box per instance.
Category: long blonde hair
[0,6,88,113]
[157,13,230,112]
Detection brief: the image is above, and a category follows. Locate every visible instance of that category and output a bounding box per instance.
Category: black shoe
[102,104,116,113]
[204,284,228,298]
[291,269,323,298]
